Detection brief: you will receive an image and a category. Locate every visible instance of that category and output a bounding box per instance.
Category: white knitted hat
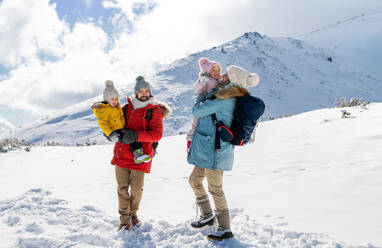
[103,80,119,101]
[226,65,260,88]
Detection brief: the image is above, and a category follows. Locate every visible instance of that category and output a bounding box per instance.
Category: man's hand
[121,129,138,144]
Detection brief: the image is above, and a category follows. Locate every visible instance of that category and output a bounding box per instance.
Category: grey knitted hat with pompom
[103,80,119,101]
[134,76,152,94]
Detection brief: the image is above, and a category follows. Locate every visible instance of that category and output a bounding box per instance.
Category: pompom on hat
[103,80,119,101]
[199,57,221,73]
[134,76,152,94]
[226,65,260,88]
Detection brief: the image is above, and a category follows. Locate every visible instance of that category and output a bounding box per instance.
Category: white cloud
[0,0,66,67]
[1,0,382,125]
[0,0,136,115]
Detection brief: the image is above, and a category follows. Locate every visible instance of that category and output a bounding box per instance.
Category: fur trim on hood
[215,85,250,100]
[128,95,171,119]
[157,101,172,119]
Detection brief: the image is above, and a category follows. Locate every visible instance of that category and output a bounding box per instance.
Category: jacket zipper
[116,104,135,163]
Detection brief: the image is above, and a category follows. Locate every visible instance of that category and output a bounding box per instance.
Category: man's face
[136,88,150,101]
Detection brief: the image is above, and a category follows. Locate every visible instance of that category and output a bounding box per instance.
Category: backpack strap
[145,108,154,122]
[211,114,221,150]
[122,103,129,118]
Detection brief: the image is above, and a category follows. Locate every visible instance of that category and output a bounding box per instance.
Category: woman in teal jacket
[187,81,249,241]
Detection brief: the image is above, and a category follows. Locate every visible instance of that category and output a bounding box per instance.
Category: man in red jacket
[111,76,169,231]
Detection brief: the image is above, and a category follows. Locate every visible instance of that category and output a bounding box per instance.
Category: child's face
[107,97,119,107]
[209,65,221,80]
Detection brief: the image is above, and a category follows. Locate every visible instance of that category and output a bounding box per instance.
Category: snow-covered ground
[1,103,381,247]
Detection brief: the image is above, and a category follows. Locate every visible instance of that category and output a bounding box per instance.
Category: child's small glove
[187,140,191,153]
[107,131,120,142]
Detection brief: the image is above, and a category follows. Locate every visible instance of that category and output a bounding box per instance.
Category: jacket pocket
[188,132,213,167]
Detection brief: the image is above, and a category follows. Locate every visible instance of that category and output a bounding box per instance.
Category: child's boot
[133,148,152,164]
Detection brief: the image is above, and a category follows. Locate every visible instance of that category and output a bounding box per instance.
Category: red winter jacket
[111,98,163,173]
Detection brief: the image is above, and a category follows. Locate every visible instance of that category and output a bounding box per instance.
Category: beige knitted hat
[227,65,260,88]
[103,80,119,101]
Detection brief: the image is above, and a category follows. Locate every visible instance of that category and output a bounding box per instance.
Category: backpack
[122,104,159,157]
[212,94,265,149]
[230,94,265,145]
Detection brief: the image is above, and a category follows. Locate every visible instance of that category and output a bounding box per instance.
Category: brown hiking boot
[117,215,132,232]
[131,215,142,227]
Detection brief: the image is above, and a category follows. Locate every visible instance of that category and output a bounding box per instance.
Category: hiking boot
[191,214,215,228]
[190,197,214,229]
[131,215,142,227]
[207,227,234,241]
[117,215,132,232]
[133,148,152,164]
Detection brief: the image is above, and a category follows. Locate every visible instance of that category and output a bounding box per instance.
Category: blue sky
[0,0,382,130]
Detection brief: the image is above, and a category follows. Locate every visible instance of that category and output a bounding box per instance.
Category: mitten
[187,140,191,153]
[121,129,138,144]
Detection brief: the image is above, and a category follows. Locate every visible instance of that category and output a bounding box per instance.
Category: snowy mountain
[300,12,382,80]
[2,21,382,145]
[1,103,381,247]
[0,118,14,135]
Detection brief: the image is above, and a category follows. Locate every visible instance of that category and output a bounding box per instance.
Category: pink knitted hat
[199,57,221,73]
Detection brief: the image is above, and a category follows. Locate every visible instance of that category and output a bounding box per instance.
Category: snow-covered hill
[300,12,382,80]
[1,103,381,247]
[2,18,382,145]
[0,118,14,135]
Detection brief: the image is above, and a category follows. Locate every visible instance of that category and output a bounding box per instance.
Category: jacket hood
[214,84,250,100]
[129,95,158,109]
[128,95,172,119]
[157,101,172,119]
[91,101,118,109]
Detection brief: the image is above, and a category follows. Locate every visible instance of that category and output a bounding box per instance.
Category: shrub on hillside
[0,138,31,153]
[335,97,370,108]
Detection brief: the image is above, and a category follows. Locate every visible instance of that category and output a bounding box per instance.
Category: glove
[121,129,138,144]
[187,140,191,153]
[107,131,121,142]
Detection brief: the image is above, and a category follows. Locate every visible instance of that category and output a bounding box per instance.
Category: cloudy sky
[0,0,382,129]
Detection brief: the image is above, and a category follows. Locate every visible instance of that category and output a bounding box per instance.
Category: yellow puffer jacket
[92,101,125,136]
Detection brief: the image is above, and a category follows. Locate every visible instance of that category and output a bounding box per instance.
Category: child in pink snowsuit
[186,57,221,151]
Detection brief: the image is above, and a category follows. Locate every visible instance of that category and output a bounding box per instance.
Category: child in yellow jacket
[92,80,151,164]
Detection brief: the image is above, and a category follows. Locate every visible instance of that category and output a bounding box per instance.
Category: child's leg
[131,142,151,164]
[130,142,142,151]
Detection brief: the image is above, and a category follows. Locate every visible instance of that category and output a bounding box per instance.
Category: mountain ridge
[2,21,382,145]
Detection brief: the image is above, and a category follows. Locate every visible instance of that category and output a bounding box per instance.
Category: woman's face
[221,73,229,83]
[209,65,221,80]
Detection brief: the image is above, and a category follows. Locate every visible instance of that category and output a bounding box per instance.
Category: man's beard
[137,95,149,101]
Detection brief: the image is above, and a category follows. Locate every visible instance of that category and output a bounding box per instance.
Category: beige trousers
[188,166,230,228]
[115,166,145,218]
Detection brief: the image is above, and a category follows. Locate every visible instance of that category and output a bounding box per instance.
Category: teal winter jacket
[187,83,249,171]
